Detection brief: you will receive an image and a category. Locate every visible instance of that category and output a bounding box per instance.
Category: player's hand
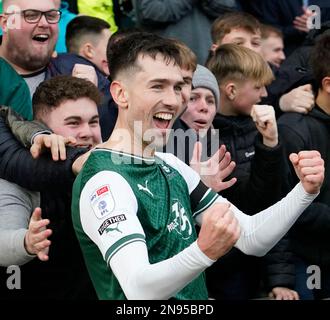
[289,150,324,194]
[251,105,278,148]
[190,142,237,192]
[269,287,299,300]
[30,134,76,161]
[72,150,91,175]
[197,203,240,260]
[24,208,52,262]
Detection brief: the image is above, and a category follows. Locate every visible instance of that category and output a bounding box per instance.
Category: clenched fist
[251,104,278,148]
[290,150,324,194]
[197,203,240,260]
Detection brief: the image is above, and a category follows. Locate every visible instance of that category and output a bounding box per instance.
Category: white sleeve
[110,240,214,300]
[79,171,145,262]
[210,182,318,256]
[79,171,214,300]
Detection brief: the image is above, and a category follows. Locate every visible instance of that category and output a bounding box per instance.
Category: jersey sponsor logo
[137,180,154,197]
[167,200,193,240]
[98,214,126,235]
[90,184,115,219]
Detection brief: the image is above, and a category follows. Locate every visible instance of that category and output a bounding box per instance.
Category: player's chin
[145,128,171,148]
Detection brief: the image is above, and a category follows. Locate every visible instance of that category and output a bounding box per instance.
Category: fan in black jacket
[278,34,330,300]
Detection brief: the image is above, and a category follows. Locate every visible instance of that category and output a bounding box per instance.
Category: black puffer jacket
[213,113,285,213]
[278,106,330,266]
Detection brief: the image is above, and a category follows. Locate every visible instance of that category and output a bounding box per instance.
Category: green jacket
[0,58,33,120]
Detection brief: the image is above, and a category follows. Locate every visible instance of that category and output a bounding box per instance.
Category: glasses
[5,9,61,24]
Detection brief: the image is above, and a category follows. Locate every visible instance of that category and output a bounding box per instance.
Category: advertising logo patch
[90,185,115,219]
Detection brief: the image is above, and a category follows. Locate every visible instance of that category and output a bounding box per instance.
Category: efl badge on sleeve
[90,185,115,219]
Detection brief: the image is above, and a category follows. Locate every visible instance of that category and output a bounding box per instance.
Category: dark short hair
[107,31,182,80]
[310,34,330,88]
[107,27,143,49]
[66,15,110,53]
[32,75,101,119]
[170,38,197,72]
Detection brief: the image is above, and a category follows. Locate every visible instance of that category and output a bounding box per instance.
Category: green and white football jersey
[72,149,218,300]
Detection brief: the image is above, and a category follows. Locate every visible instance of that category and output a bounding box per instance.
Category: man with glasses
[0,0,118,141]
[6,8,61,24]
[0,0,60,96]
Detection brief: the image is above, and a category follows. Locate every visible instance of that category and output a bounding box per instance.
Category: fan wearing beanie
[164,64,222,166]
[181,64,219,134]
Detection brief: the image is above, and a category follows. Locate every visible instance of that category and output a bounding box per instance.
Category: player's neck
[103,126,155,158]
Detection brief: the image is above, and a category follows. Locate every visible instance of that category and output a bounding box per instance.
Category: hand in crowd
[293,7,314,33]
[30,134,76,161]
[72,63,98,87]
[197,203,240,260]
[251,105,278,148]
[279,84,314,114]
[190,142,237,192]
[289,150,324,194]
[269,287,300,300]
[24,207,52,262]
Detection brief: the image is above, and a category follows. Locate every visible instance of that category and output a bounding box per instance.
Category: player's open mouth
[153,112,173,129]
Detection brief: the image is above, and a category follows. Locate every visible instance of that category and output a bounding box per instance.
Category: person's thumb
[289,153,301,178]
[301,84,312,92]
[30,207,42,222]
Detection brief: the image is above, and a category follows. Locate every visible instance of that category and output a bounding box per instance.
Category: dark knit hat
[192,64,220,109]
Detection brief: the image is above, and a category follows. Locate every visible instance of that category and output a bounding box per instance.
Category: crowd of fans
[0,0,329,301]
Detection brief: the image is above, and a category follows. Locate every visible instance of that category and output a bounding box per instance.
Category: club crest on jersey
[167,199,193,240]
[90,185,115,219]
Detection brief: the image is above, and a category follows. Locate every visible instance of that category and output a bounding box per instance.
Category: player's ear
[110,81,129,109]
